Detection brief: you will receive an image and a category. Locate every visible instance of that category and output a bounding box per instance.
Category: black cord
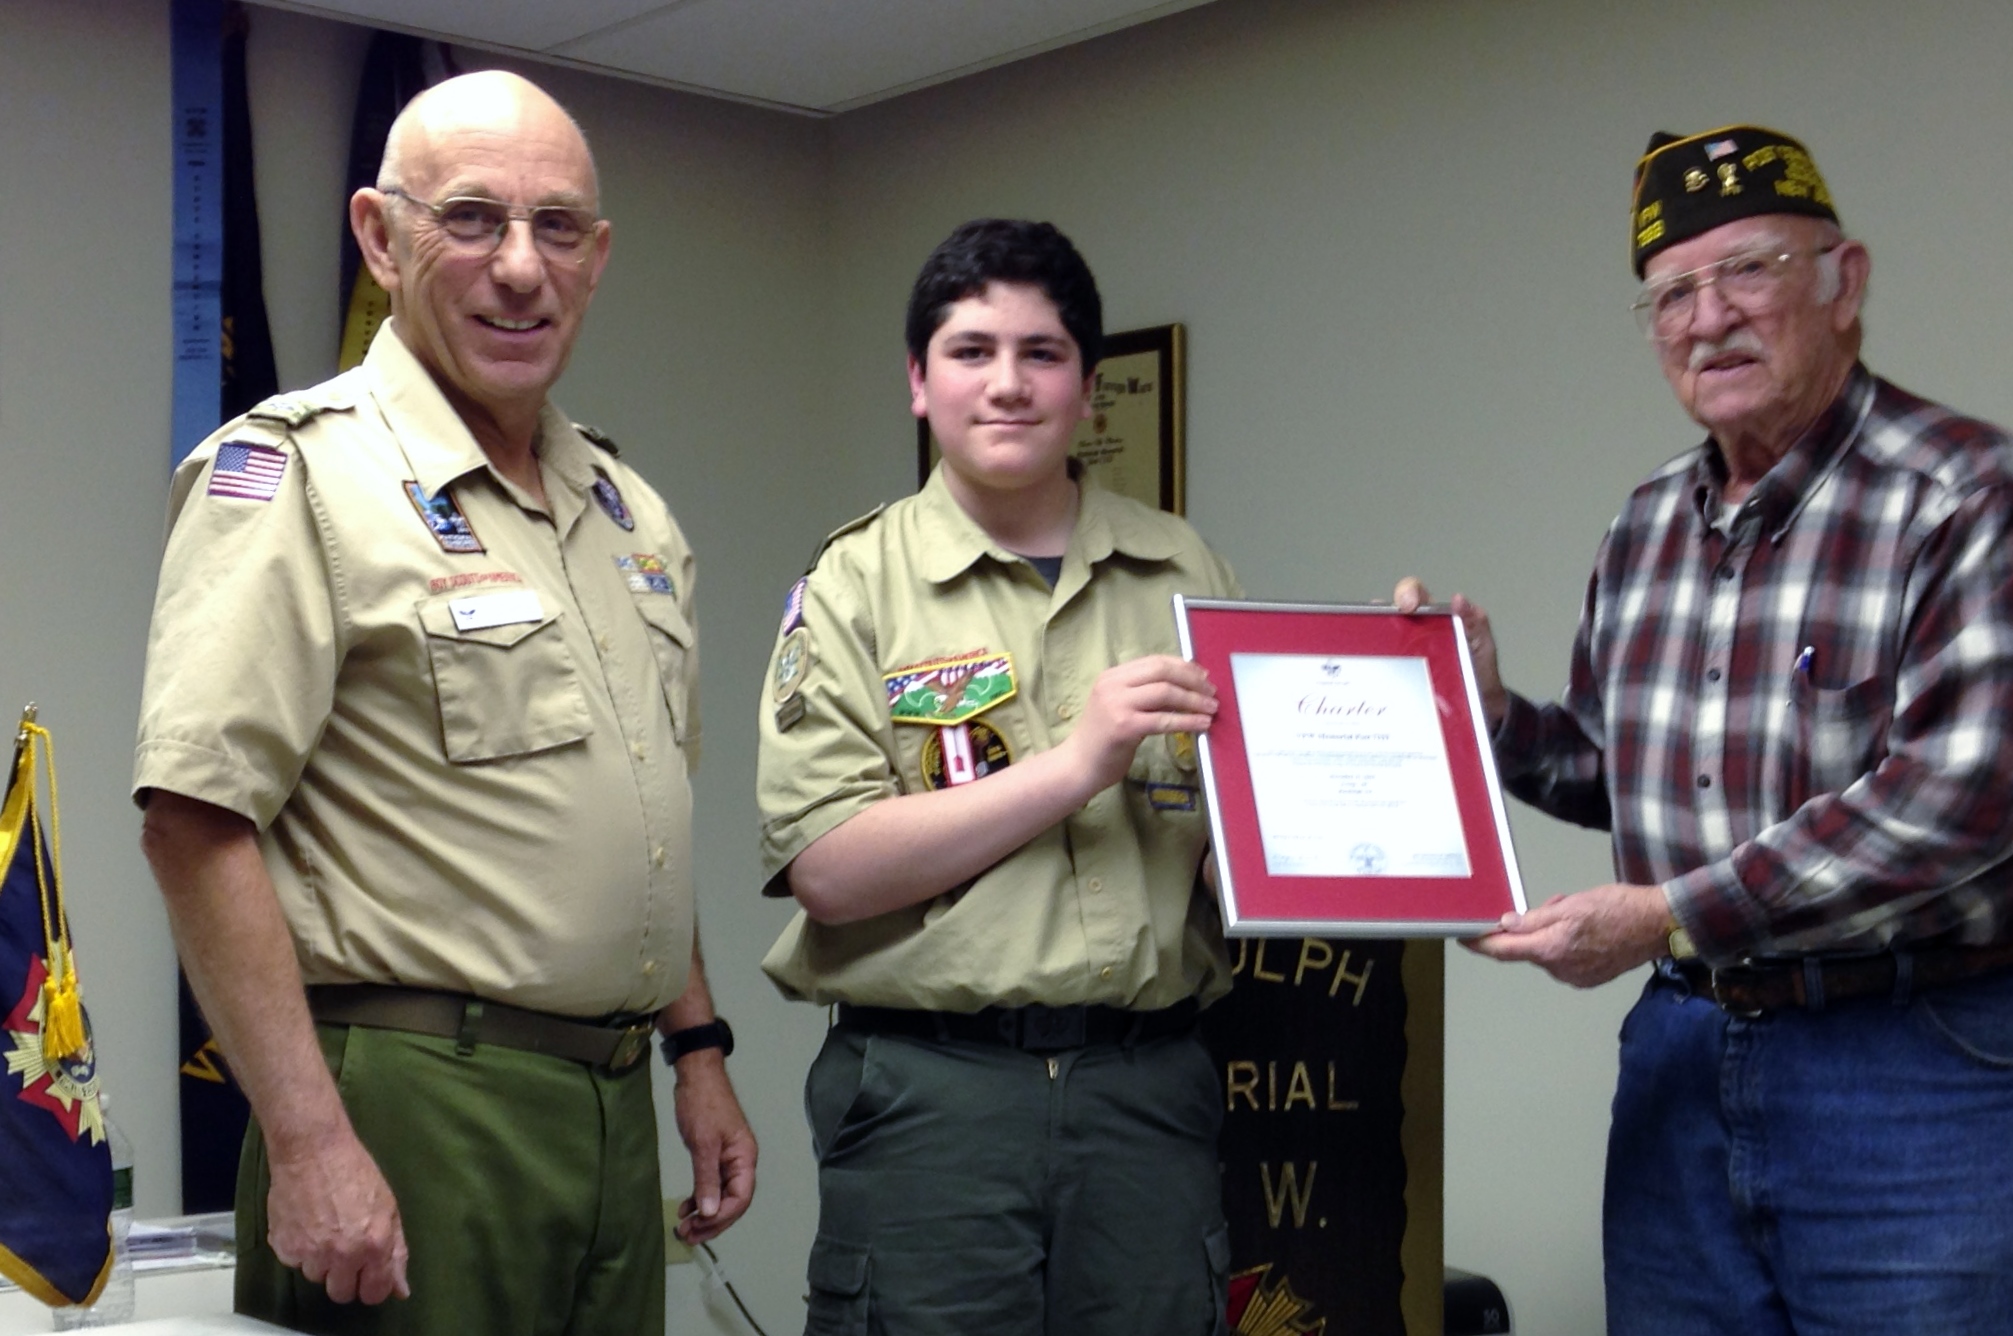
[699,1240,772,1336]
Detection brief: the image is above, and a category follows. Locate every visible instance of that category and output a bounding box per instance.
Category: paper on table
[1228,652,1472,879]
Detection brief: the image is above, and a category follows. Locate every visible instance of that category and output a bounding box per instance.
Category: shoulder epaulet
[244,384,351,429]
[803,504,888,575]
[575,423,619,457]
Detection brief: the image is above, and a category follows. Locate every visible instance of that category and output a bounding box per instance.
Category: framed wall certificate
[917,323,1185,513]
[1173,598,1526,936]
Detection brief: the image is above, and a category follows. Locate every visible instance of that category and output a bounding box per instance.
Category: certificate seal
[1348,843,1388,875]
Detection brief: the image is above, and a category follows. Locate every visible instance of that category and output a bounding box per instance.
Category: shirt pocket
[1782,674,1892,811]
[417,593,593,763]
[631,595,696,744]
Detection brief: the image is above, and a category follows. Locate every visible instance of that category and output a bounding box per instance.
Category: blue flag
[0,716,112,1307]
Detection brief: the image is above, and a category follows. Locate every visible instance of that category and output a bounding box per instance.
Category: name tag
[449,589,544,632]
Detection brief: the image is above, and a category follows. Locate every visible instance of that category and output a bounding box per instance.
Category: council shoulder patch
[615,553,674,595]
[404,481,484,554]
[883,651,1016,726]
[207,442,288,502]
[773,628,813,703]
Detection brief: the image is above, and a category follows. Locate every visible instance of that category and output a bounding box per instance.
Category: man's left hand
[671,1052,757,1245]
[1466,882,1671,988]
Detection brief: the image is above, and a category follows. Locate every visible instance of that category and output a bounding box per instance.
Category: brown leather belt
[1670,941,2013,1015]
[837,999,1198,1052]
[305,984,656,1072]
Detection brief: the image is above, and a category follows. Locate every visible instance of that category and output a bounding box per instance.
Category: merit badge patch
[404,481,484,554]
[592,475,636,531]
[883,652,1016,726]
[615,553,674,595]
[779,577,808,637]
[773,628,812,702]
[921,720,1012,789]
[208,442,288,502]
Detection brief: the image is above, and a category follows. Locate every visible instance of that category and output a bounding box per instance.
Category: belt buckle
[607,1022,654,1071]
[1707,965,1765,1019]
[1020,1004,1086,1052]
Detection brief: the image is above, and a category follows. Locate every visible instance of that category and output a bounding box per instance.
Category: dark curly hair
[904,219,1103,372]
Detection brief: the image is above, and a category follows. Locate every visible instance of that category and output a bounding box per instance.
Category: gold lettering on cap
[1718,162,1742,195]
[1685,167,1710,192]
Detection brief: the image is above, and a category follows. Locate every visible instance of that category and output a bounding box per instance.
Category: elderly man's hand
[1393,578,1508,728]
[1465,883,1672,988]
[672,1052,758,1246]
[266,1127,409,1304]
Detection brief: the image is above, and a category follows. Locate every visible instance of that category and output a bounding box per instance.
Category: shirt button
[1058,702,1076,721]
[1099,966,1113,980]
[598,634,612,652]
[1087,877,1103,893]
[632,743,647,761]
[1717,567,1736,581]
[642,960,657,975]
[1697,774,1712,789]
[651,846,666,867]
[1706,667,1722,682]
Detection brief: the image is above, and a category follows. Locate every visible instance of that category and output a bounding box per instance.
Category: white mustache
[1688,330,1765,373]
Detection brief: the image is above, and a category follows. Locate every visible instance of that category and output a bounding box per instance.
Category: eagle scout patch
[922,719,1012,789]
[883,652,1016,726]
[404,481,484,554]
[592,475,635,531]
[779,577,808,637]
[615,553,674,595]
[208,442,288,502]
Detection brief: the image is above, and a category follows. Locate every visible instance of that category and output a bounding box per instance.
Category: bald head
[378,70,599,209]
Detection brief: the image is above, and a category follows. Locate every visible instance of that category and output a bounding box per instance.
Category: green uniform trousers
[802,1023,1231,1336]
[234,1021,664,1335]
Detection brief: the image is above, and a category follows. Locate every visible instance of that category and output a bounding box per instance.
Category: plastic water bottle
[51,1101,135,1329]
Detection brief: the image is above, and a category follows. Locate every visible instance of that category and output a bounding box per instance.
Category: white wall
[7,0,2013,1332]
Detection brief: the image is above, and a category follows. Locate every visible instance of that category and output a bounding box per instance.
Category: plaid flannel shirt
[1496,365,2013,963]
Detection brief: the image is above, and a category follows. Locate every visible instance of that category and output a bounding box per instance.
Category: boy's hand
[1067,655,1218,790]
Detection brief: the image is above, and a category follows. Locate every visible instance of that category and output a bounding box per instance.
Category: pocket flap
[1204,1221,1232,1271]
[418,591,562,649]
[806,1236,870,1296]
[634,596,694,648]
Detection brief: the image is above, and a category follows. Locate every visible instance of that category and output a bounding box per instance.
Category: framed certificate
[1173,598,1526,936]
[918,324,1185,513]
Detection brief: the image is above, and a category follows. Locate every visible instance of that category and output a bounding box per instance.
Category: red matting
[1176,599,1525,936]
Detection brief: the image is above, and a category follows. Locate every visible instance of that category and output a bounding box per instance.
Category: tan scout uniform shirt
[759,467,1240,1012]
[135,324,697,1018]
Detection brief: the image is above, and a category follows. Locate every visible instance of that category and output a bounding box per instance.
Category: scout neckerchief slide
[0,706,116,1308]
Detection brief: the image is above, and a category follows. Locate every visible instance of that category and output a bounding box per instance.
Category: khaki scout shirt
[758,467,1240,1012]
[135,324,697,1017]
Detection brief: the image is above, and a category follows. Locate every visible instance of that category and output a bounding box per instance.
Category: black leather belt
[836,999,1198,1052]
[1670,941,2013,1015]
[306,984,656,1071]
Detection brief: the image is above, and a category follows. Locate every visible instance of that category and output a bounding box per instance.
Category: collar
[363,321,597,511]
[1691,363,1875,540]
[912,464,1185,584]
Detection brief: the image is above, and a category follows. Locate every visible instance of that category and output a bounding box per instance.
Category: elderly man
[135,70,754,1334]
[1403,126,2013,1332]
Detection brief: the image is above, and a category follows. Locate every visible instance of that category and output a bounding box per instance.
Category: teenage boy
[757,219,1238,1335]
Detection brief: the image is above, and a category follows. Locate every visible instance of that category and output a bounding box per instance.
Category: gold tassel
[41,944,86,1063]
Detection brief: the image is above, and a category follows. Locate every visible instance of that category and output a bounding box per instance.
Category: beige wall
[6,0,2013,1331]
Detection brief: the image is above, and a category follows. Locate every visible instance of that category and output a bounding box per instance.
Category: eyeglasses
[1630,245,1838,340]
[382,188,599,262]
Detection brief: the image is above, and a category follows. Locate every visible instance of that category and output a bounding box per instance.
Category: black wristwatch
[660,1017,734,1065]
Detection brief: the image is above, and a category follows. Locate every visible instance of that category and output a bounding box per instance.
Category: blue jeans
[1604,963,2013,1335]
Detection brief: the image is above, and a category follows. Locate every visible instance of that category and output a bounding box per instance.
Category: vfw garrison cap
[1630,125,1837,275]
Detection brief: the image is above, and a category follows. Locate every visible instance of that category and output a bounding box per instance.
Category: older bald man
[136,70,753,1333]
[1404,126,2013,1332]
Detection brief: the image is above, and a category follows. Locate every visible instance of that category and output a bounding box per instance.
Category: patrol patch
[615,553,674,595]
[779,577,808,637]
[208,443,288,502]
[404,481,484,554]
[884,652,1016,726]
[921,720,1012,789]
[773,628,812,703]
[1135,780,1199,812]
[592,475,635,531]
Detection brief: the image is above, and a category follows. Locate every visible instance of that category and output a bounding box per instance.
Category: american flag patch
[207,443,288,501]
[1705,138,1739,161]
